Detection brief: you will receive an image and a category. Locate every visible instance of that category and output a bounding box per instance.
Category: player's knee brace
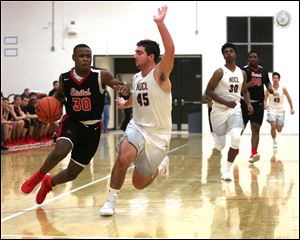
[230,128,242,149]
[213,134,226,151]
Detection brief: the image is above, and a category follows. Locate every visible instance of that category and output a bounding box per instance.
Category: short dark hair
[248,50,259,57]
[221,43,236,54]
[73,44,91,54]
[53,80,59,85]
[272,72,281,78]
[21,95,29,100]
[14,94,21,100]
[29,92,37,97]
[137,40,160,63]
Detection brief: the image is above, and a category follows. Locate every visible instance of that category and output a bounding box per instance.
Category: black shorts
[241,100,264,126]
[30,118,39,126]
[23,119,30,129]
[56,115,101,165]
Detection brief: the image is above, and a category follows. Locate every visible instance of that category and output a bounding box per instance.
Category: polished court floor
[1,131,299,239]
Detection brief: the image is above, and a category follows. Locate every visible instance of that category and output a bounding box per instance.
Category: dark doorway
[170,56,202,131]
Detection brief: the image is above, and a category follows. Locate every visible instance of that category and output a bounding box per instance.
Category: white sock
[109,187,120,195]
[273,138,277,143]
[226,161,233,172]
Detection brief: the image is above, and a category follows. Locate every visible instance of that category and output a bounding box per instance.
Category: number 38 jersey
[242,65,271,103]
[212,66,243,108]
[131,68,172,131]
[60,68,105,121]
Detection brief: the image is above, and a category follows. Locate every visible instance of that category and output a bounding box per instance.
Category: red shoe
[249,153,260,163]
[36,175,52,205]
[20,172,45,194]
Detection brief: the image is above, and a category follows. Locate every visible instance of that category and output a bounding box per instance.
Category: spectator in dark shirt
[49,80,59,96]
[102,88,111,133]
[20,88,30,99]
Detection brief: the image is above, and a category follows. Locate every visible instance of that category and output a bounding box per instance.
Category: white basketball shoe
[158,156,170,177]
[99,192,118,216]
[221,170,232,181]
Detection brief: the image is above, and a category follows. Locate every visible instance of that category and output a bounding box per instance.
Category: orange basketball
[36,96,62,123]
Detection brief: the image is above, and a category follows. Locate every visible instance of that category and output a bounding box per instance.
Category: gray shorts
[119,122,167,177]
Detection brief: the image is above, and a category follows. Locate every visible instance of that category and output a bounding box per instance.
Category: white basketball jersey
[268,86,284,111]
[131,68,172,131]
[212,66,244,108]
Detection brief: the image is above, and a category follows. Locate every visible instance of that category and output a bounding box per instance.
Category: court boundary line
[1,143,188,223]
[1,234,124,239]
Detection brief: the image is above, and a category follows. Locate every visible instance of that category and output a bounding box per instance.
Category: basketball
[36,96,62,123]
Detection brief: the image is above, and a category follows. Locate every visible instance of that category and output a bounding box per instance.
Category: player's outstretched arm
[102,71,130,96]
[153,5,175,93]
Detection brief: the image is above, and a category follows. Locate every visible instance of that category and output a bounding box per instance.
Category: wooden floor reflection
[1,132,299,239]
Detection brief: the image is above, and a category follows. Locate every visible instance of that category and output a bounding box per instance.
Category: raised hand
[153,5,168,23]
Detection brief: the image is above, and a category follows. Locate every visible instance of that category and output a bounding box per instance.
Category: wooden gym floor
[1,131,299,239]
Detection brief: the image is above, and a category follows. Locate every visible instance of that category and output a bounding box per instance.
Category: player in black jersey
[20,44,129,204]
[241,51,274,163]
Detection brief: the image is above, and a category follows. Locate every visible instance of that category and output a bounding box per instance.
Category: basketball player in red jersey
[20,44,129,204]
[241,51,274,163]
